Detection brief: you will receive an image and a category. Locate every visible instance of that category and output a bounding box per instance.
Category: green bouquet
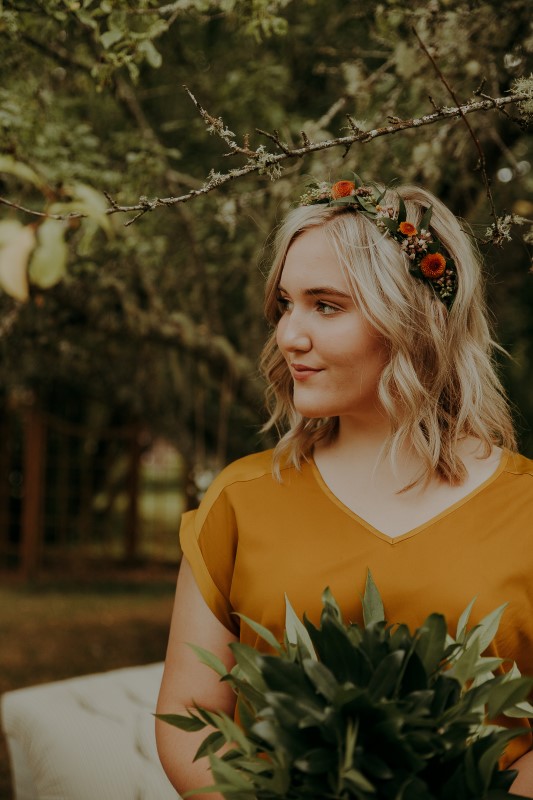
[159,574,533,799]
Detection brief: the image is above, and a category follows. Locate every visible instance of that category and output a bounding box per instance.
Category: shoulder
[502,450,533,477]
[196,449,294,526]
[209,449,277,489]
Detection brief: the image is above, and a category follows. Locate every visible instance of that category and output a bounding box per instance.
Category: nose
[276,307,312,354]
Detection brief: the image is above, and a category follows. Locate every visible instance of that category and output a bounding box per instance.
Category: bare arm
[156,557,238,798]
[510,751,533,797]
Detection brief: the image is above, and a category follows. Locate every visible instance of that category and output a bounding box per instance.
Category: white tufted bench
[1,662,179,800]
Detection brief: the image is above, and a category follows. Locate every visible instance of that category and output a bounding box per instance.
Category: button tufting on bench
[1,663,180,800]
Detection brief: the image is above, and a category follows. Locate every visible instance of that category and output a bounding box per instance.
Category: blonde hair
[260,184,516,487]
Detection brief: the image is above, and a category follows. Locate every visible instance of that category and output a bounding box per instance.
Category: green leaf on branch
[29,219,68,289]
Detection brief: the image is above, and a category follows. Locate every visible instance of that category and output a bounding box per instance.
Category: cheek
[275,318,287,355]
[333,335,388,374]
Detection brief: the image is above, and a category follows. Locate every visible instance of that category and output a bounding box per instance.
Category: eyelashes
[276,293,340,316]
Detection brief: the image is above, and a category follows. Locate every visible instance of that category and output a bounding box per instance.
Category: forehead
[280,226,351,290]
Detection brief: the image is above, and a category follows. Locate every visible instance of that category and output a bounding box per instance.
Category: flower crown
[299,176,458,308]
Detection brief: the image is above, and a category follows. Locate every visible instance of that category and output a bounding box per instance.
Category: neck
[318,412,424,492]
[336,410,392,453]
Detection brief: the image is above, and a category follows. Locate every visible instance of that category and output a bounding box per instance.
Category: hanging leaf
[0,155,45,189]
[69,182,112,233]
[29,219,68,289]
[138,40,163,69]
[0,221,35,301]
[100,29,123,49]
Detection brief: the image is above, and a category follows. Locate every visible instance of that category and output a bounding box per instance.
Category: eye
[317,301,339,315]
[276,294,292,314]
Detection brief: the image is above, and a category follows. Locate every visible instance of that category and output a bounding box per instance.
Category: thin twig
[0,197,85,220]
[124,2,192,14]
[314,97,347,131]
[412,27,499,227]
[255,128,293,155]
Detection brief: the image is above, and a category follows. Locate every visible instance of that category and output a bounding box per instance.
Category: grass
[0,567,178,799]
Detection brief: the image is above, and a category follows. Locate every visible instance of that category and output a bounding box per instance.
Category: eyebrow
[278,284,352,299]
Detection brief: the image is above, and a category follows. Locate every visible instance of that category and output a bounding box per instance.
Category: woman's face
[276,225,389,422]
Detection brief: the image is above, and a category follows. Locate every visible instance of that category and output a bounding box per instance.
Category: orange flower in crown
[399,221,418,236]
[296,174,458,307]
[331,180,355,199]
[420,253,447,279]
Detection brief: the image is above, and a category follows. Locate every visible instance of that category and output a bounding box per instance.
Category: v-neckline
[309,449,509,545]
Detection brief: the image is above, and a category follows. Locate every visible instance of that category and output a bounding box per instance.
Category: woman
[156,180,533,797]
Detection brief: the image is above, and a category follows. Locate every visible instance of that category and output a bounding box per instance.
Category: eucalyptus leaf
[235,613,282,652]
[155,712,206,732]
[342,766,376,792]
[301,658,337,702]
[284,593,317,660]
[487,677,533,719]
[207,710,255,755]
[367,650,405,699]
[209,755,255,792]
[476,730,521,791]
[502,698,533,718]
[456,596,476,642]
[188,643,230,677]
[362,570,385,626]
[414,613,447,674]
[321,586,343,621]
[294,747,336,774]
[466,603,507,655]
[194,730,227,761]
[446,637,481,686]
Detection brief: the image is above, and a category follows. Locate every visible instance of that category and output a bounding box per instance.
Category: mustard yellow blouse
[180,448,533,767]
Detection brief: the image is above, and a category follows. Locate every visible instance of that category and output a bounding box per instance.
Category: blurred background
[0,0,532,793]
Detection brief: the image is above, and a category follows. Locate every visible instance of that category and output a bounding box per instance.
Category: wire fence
[0,402,185,577]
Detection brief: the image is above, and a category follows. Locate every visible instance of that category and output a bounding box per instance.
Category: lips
[291,363,323,380]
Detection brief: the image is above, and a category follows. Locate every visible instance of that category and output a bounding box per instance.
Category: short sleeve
[179,485,239,635]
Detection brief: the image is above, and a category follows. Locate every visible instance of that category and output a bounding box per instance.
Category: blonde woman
[156,181,533,797]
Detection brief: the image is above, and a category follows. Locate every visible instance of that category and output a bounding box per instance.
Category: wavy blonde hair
[260,185,516,487]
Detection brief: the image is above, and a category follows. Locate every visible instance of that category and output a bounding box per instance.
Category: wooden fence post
[20,403,46,580]
[125,429,141,563]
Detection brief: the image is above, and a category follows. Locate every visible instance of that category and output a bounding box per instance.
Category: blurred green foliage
[0,0,532,460]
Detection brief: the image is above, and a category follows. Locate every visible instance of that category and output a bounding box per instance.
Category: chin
[293,401,336,419]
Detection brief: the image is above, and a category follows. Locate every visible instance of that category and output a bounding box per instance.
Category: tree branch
[1,90,527,225]
[412,27,499,228]
[104,90,528,222]
[0,196,83,220]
